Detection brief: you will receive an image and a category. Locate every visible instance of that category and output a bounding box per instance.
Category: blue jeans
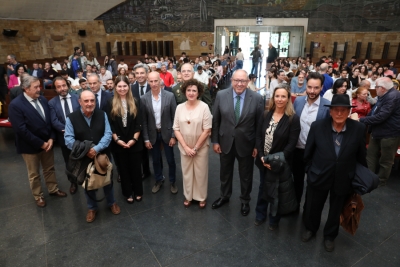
[150,132,176,183]
[84,183,115,210]
[251,61,259,75]
[43,80,53,88]
[255,168,281,225]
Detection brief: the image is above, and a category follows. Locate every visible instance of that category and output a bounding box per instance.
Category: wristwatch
[133,137,138,142]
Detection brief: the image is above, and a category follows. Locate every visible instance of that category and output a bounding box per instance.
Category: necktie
[33,99,45,120]
[63,97,71,118]
[235,95,241,123]
[95,93,99,108]
[140,86,145,96]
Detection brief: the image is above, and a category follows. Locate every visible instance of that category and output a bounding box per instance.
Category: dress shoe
[36,197,46,208]
[269,224,279,231]
[302,230,315,242]
[49,190,67,197]
[110,203,121,215]
[70,183,77,195]
[86,210,97,223]
[170,182,178,194]
[241,203,250,216]
[211,198,229,209]
[254,219,266,226]
[324,239,335,252]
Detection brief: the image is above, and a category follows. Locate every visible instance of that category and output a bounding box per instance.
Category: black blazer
[255,111,301,170]
[106,98,143,153]
[304,117,367,195]
[131,83,150,101]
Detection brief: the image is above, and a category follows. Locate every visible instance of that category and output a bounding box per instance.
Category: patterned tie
[63,97,71,118]
[95,93,99,108]
[140,86,145,96]
[235,95,241,123]
[32,99,45,120]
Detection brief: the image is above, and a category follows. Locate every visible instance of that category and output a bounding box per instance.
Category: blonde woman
[107,76,143,204]
[254,84,301,230]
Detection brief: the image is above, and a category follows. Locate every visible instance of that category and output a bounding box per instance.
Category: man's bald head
[320,63,328,72]
[359,80,371,89]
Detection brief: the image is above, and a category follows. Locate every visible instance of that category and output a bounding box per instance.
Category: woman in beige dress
[173,79,212,208]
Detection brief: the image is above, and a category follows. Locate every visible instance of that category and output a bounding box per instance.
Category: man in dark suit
[131,63,151,100]
[141,71,178,194]
[87,74,112,112]
[302,94,367,252]
[131,63,152,179]
[48,77,80,194]
[28,63,43,78]
[211,69,264,216]
[8,75,67,207]
[292,72,331,206]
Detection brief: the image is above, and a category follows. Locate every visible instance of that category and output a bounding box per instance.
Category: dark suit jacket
[106,98,143,153]
[96,90,112,113]
[163,86,172,93]
[304,117,367,195]
[28,68,43,78]
[255,111,301,169]
[8,94,55,154]
[48,94,80,146]
[293,96,331,121]
[131,83,150,101]
[211,88,264,157]
[141,90,177,145]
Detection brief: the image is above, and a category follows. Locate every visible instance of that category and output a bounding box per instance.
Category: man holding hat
[301,94,367,252]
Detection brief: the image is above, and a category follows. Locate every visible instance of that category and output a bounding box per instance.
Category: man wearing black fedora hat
[301,94,367,252]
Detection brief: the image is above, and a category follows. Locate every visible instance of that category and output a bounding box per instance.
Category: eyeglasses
[232,79,248,84]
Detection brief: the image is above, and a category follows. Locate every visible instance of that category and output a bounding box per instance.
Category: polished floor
[1,125,400,266]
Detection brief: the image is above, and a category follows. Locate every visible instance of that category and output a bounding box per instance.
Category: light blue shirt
[64,109,112,153]
[233,89,247,115]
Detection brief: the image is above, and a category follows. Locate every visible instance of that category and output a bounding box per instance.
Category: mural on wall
[97,0,400,33]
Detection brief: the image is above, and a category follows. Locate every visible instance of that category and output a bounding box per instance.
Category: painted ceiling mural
[96,0,400,33]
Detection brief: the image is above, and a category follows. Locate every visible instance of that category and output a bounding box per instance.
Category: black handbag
[352,163,379,195]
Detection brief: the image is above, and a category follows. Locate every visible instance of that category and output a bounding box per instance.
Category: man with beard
[292,72,331,208]
[291,72,307,97]
[48,77,80,194]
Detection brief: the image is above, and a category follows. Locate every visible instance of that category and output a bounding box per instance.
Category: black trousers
[303,185,348,241]
[114,149,143,198]
[219,141,254,204]
[292,148,306,204]
[142,146,151,175]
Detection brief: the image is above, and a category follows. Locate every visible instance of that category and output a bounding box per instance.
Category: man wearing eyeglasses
[211,69,264,216]
[360,77,400,187]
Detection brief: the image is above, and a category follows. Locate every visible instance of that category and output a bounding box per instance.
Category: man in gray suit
[211,69,264,216]
[141,71,178,194]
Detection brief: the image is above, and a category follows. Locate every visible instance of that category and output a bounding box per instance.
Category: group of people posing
[6,52,400,253]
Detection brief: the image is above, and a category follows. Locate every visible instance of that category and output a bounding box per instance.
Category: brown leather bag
[340,193,364,236]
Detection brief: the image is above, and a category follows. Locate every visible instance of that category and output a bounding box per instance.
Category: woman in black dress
[107,76,143,203]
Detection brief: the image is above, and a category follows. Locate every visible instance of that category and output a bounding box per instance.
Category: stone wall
[0,20,214,62]
[305,32,400,61]
[1,20,399,62]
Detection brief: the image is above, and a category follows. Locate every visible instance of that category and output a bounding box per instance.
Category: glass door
[279,32,290,58]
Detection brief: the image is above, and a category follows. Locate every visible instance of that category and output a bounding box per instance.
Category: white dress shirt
[60,94,73,119]
[151,92,162,128]
[24,93,45,119]
[296,96,320,149]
